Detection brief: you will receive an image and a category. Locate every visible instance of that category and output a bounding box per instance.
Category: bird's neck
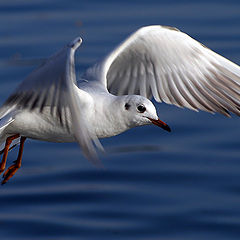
[91,95,130,138]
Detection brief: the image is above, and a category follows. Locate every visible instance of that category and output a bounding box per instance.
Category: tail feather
[0,106,16,148]
[0,115,14,131]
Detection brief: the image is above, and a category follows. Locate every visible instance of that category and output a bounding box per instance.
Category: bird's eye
[137,105,146,113]
[125,103,130,110]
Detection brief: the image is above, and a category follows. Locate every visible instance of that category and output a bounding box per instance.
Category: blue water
[0,0,240,239]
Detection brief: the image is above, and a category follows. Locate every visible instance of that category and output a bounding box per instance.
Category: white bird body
[0,25,239,183]
[2,81,156,143]
[5,108,74,143]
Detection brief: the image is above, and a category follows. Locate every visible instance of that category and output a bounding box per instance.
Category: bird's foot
[1,162,20,185]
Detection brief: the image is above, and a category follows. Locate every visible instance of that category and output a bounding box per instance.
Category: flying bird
[0,25,239,184]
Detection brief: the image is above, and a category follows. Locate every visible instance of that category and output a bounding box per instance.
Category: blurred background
[0,0,240,239]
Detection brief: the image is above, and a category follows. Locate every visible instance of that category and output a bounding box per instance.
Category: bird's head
[120,95,171,132]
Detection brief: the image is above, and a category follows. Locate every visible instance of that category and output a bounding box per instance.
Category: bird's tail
[0,106,16,150]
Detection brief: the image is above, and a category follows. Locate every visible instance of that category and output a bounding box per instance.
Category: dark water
[0,0,240,239]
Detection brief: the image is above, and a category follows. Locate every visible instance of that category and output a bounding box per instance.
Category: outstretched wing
[86,25,240,116]
[2,37,101,164]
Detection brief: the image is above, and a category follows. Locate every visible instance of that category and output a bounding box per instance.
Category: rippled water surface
[0,0,240,239]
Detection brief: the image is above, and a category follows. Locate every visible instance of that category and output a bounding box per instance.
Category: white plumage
[0,25,239,183]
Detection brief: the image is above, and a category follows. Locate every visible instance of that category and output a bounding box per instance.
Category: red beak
[148,118,171,132]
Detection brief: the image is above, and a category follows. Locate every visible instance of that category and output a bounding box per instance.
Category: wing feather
[2,37,101,163]
[86,25,240,116]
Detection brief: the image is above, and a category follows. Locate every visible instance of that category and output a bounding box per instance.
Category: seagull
[0,25,240,184]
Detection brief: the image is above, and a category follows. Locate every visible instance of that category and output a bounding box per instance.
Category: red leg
[0,134,20,174]
[2,136,26,185]
[0,143,19,156]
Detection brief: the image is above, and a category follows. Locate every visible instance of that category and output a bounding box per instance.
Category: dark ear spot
[125,103,130,110]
